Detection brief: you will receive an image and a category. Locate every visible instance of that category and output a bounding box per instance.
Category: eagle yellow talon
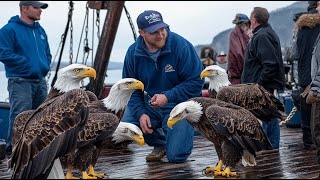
[221,166,237,177]
[65,166,80,179]
[82,171,97,179]
[203,160,223,176]
[65,174,80,179]
[88,165,105,178]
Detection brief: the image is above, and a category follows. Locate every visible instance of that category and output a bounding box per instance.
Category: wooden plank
[1,126,320,179]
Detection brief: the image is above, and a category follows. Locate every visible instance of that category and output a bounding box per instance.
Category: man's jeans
[262,118,280,149]
[121,95,194,163]
[7,77,48,151]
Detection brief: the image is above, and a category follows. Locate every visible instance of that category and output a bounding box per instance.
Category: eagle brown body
[60,78,145,179]
[10,89,90,179]
[168,97,273,177]
[201,65,286,120]
[217,83,285,120]
[10,64,97,179]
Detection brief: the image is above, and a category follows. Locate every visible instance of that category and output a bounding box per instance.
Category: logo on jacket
[165,64,175,72]
[40,35,45,40]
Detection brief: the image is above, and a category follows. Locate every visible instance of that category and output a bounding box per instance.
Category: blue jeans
[7,77,48,151]
[121,95,194,163]
[262,118,280,149]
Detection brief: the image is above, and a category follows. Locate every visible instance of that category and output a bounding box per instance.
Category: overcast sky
[0,1,300,63]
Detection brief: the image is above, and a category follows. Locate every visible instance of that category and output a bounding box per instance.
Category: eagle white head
[53,63,96,93]
[112,122,144,146]
[102,78,144,113]
[167,100,203,128]
[200,65,231,92]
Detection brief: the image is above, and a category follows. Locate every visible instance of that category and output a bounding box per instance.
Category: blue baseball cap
[232,13,250,24]
[137,10,169,33]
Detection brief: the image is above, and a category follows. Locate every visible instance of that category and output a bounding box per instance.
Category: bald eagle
[60,78,145,179]
[10,64,96,179]
[200,65,285,120]
[167,97,273,177]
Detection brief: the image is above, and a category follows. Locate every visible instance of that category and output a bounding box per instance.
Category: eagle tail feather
[241,150,256,167]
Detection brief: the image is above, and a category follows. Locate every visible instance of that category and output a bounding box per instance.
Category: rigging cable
[123,5,137,41]
[75,2,89,63]
[50,1,74,88]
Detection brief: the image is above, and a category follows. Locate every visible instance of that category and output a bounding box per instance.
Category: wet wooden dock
[1,126,319,179]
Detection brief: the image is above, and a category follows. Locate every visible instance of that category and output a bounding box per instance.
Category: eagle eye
[74,68,81,73]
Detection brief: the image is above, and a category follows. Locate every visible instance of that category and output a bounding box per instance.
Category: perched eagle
[60,78,145,179]
[200,65,286,120]
[10,64,97,179]
[167,97,273,178]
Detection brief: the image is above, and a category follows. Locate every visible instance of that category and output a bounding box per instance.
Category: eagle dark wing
[61,112,119,172]
[204,101,273,156]
[10,89,90,179]
[12,110,34,147]
[216,83,285,120]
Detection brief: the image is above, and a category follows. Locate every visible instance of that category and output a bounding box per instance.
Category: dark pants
[311,101,320,164]
[300,94,314,148]
[7,77,48,152]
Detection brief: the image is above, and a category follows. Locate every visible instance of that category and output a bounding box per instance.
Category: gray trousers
[311,101,320,164]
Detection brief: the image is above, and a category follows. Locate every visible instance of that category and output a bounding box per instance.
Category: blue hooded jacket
[122,29,204,120]
[0,15,52,79]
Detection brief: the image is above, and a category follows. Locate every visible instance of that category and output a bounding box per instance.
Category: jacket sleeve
[163,43,204,103]
[0,27,27,66]
[122,48,146,121]
[311,39,320,92]
[227,30,243,85]
[256,34,281,85]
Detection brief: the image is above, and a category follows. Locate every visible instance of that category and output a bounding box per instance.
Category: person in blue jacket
[0,1,51,154]
[121,10,204,163]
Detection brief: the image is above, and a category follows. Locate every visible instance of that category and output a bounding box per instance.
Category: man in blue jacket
[121,10,204,163]
[0,1,51,154]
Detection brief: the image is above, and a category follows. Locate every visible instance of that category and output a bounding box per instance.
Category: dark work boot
[146,146,166,162]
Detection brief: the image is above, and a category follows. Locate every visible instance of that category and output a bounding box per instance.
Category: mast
[86,1,125,99]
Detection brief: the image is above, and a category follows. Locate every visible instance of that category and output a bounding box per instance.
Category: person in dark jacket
[121,10,204,163]
[0,1,51,154]
[227,13,251,85]
[241,7,285,150]
[294,1,320,150]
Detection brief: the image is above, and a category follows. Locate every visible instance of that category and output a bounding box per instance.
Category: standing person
[216,51,228,71]
[304,1,320,177]
[121,10,204,163]
[0,1,51,154]
[241,7,285,149]
[227,13,251,85]
[293,1,320,150]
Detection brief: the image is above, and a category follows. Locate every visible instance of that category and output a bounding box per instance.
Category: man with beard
[0,1,51,155]
[121,10,204,163]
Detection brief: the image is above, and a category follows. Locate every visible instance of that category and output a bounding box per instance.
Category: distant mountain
[0,61,123,71]
[194,1,307,57]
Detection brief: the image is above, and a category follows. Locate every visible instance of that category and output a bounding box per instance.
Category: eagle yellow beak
[132,135,145,146]
[200,69,211,79]
[167,116,181,129]
[79,67,97,79]
[129,80,144,92]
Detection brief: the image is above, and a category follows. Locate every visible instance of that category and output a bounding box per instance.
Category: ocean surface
[0,69,123,102]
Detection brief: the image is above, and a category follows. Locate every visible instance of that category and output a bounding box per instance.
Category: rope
[123,4,137,41]
[279,106,298,126]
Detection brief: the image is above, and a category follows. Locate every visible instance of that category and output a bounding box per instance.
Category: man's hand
[139,114,153,134]
[150,94,168,108]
